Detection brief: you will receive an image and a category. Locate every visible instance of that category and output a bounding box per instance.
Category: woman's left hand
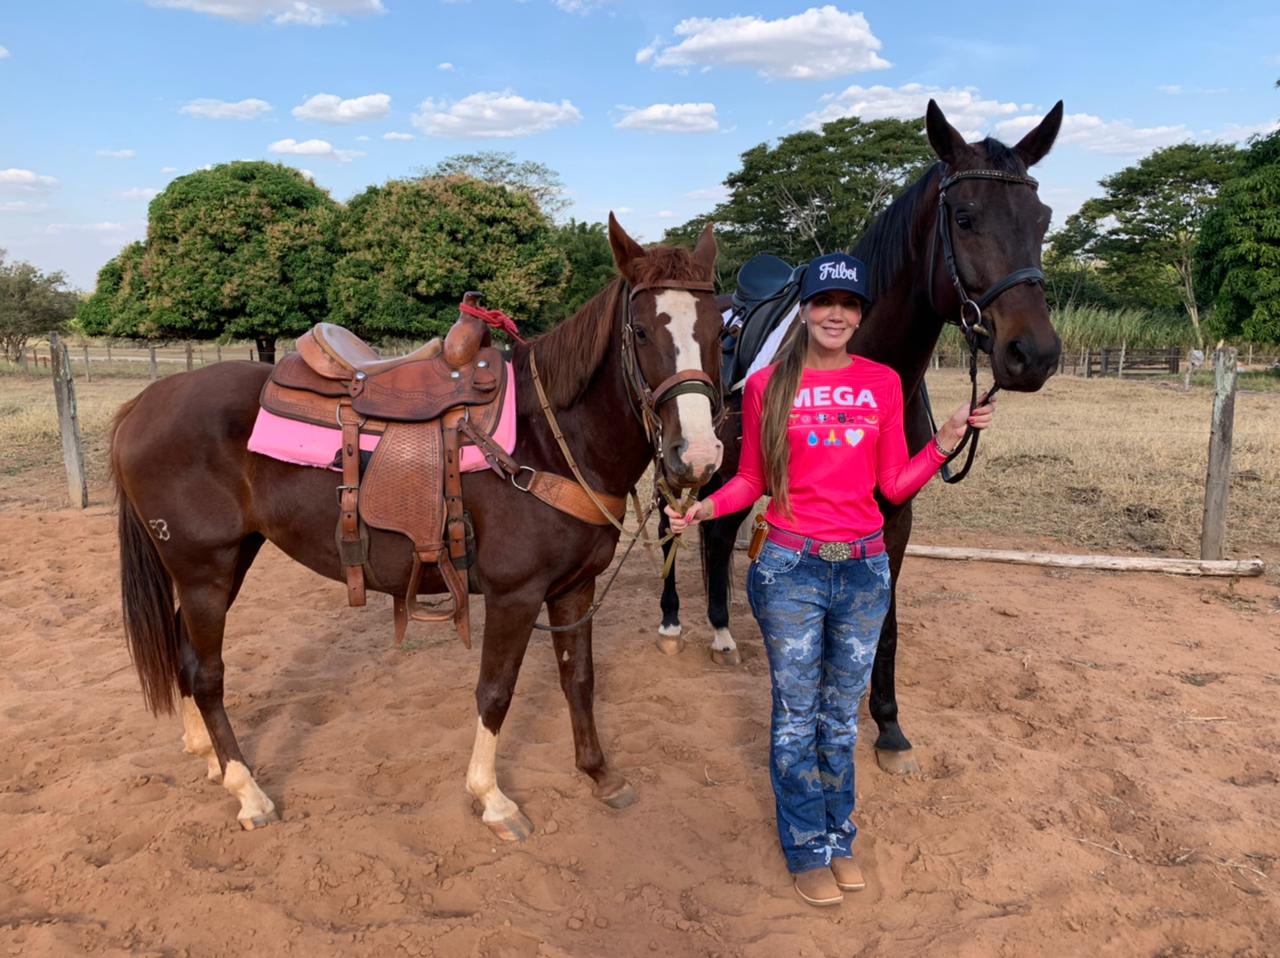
[938,392,997,449]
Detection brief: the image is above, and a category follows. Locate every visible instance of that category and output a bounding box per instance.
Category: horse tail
[112,396,181,716]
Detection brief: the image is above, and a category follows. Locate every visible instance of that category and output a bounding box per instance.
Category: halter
[928,168,1043,483]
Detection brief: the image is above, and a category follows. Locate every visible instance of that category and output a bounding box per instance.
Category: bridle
[928,168,1044,483]
[621,278,726,478]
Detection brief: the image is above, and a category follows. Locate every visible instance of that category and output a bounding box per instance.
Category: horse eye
[955,211,974,231]
[633,325,650,344]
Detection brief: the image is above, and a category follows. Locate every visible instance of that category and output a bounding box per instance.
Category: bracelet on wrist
[933,434,958,457]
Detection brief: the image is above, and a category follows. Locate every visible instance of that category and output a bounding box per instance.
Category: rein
[928,168,1044,483]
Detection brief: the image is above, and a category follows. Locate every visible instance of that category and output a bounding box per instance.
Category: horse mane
[851,138,1027,299]
[514,244,711,415]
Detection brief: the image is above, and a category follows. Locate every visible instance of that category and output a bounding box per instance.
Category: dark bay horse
[658,100,1065,773]
[111,215,723,838]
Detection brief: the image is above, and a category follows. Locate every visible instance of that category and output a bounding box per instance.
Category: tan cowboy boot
[830,856,866,892]
[793,868,843,906]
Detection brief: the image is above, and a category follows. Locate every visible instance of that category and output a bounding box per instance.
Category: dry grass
[2,365,1277,561]
[915,368,1280,560]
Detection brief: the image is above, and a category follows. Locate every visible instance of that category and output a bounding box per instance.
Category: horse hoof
[710,647,741,667]
[597,780,636,810]
[875,748,920,775]
[239,809,279,831]
[485,811,534,843]
[655,635,685,656]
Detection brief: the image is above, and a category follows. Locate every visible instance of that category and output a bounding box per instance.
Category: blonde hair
[760,309,811,520]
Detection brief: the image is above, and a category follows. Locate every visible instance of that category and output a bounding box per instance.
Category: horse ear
[925,99,968,167]
[1013,100,1064,168]
[692,222,717,277]
[608,212,646,283]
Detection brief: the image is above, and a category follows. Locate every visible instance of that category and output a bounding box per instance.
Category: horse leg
[548,581,635,809]
[705,509,746,666]
[656,509,685,655]
[871,502,920,775]
[177,542,277,829]
[466,591,541,842]
[177,535,263,784]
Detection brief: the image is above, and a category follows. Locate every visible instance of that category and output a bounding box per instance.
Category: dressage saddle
[260,295,503,649]
[721,254,804,390]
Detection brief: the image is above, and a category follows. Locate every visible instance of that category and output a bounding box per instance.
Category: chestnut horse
[111,216,723,838]
[657,100,1065,773]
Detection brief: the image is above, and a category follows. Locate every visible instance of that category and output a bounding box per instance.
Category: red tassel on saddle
[459,302,526,344]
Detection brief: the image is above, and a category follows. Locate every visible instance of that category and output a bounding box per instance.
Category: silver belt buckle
[818,541,852,562]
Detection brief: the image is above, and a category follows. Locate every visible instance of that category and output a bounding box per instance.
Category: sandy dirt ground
[1,500,1278,957]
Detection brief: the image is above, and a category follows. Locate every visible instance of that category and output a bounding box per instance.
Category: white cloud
[268,137,365,161]
[802,83,1021,138]
[0,168,59,192]
[1157,84,1182,95]
[649,6,890,80]
[552,0,612,13]
[686,186,728,203]
[1214,119,1280,142]
[657,210,677,218]
[0,46,9,59]
[994,112,1190,156]
[181,97,273,120]
[118,187,161,201]
[615,102,719,134]
[146,0,385,25]
[46,222,129,235]
[293,92,390,123]
[160,166,178,173]
[0,201,48,214]
[97,148,136,159]
[438,62,454,71]
[635,37,660,65]
[383,131,414,141]
[355,134,370,141]
[412,91,582,138]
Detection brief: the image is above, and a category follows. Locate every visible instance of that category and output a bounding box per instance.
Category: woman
[666,251,996,907]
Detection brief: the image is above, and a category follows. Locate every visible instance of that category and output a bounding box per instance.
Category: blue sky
[3,0,1278,290]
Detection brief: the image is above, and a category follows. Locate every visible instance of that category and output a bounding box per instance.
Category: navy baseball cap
[799,252,872,306]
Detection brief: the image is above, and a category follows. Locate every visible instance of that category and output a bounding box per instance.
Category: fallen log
[904,545,1264,577]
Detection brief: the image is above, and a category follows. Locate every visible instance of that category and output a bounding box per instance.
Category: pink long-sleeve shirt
[706,358,947,542]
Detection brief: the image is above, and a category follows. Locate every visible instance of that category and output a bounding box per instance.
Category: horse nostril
[1005,338,1029,374]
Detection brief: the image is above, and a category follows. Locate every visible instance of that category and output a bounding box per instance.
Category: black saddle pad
[721,254,804,388]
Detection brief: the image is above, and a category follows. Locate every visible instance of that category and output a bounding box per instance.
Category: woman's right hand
[664,499,714,535]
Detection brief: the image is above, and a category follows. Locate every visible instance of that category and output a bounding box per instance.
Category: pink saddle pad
[248,361,517,473]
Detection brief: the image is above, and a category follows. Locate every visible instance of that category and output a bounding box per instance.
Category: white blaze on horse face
[466,718,522,825]
[653,289,721,471]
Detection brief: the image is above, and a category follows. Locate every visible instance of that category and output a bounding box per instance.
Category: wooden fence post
[149,344,158,381]
[49,332,88,509]
[185,341,194,371]
[1117,340,1126,380]
[82,343,92,382]
[1083,348,1092,379]
[106,341,112,362]
[217,344,223,363]
[1199,348,1237,560]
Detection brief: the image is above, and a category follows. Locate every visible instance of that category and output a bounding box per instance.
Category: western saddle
[260,295,626,649]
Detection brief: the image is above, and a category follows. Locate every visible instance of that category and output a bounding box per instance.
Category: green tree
[1051,143,1241,348]
[329,175,568,340]
[143,161,339,362]
[422,151,569,219]
[0,256,79,362]
[539,219,616,323]
[1195,130,1280,344]
[665,116,934,286]
[77,241,157,338]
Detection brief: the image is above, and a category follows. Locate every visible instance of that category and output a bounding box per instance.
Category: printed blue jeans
[746,538,892,873]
